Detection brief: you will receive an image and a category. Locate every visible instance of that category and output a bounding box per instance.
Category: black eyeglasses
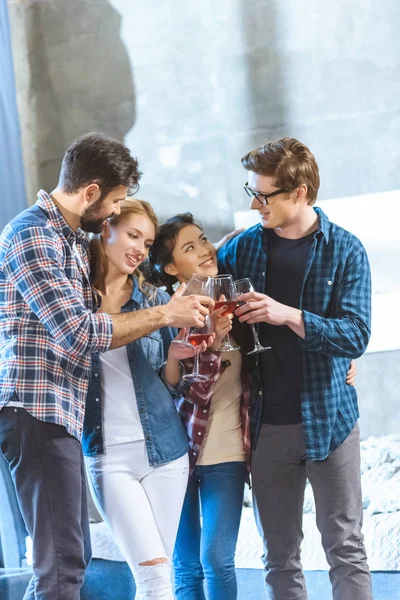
[243,183,287,205]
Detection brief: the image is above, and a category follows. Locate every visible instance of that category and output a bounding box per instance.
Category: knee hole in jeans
[139,557,168,566]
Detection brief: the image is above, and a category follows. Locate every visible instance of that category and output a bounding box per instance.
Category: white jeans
[85,441,189,599]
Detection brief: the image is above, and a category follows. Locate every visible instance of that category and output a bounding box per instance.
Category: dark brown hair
[241,137,320,205]
[59,132,141,200]
[149,213,204,295]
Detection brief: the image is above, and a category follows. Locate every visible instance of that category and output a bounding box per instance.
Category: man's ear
[295,184,308,202]
[84,183,101,205]
[101,220,110,239]
[164,262,178,277]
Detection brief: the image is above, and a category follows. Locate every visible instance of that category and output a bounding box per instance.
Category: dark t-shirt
[259,228,314,425]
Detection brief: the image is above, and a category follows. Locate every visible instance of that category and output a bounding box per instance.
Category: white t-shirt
[100,346,145,446]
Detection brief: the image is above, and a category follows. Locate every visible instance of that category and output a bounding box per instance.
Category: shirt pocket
[303,276,336,315]
[140,331,164,369]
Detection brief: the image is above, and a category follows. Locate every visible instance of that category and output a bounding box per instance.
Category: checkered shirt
[0,190,113,440]
[217,207,372,459]
[176,349,251,477]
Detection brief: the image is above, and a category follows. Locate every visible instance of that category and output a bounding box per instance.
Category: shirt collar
[313,206,330,244]
[258,206,330,245]
[36,190,88,248]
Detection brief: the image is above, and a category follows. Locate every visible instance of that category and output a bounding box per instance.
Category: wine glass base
[247,346,271,355]
[215,342,241,352]
[171,339,193,349]
[182,373,209,383]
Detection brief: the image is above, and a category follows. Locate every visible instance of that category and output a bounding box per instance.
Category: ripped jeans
[85,440,189,599]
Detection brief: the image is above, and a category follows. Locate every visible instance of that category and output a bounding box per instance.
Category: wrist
[284,307,302,327]
[284,307,305,338]
[155,304,172,328]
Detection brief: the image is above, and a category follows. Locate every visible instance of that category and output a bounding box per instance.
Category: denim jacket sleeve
[150,288,184,397]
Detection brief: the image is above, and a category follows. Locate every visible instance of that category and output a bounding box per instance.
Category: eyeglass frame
[243,182,288,205]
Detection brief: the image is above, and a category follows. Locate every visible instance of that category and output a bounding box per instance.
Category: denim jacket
[82,279,189,465]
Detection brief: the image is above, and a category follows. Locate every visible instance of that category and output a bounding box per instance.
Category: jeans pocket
[0,408,20,464]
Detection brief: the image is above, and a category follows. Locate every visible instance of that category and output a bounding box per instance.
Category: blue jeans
[173,461,246,600]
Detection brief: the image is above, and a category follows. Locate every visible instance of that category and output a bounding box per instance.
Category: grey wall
[8,0,400,227]
[356,351,400,440]
[7,0,400,436]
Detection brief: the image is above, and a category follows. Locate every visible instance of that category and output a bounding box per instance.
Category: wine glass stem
[250,323,262,347]
[193,351,201,376]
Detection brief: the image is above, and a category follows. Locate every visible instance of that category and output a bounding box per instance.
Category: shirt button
[203,409,207,413]
[262,272,265,277]
[94,373,99,378]
[95,398,100,402]
[328,280,333,286]
[193,452,197,456]
[96,425,100,430]
[198,432,202,436]
[259,391,262,396]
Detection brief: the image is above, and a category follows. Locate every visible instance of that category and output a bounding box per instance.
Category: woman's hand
[346,359,357,386]
[168,329,214,361]
[209,303,233,351]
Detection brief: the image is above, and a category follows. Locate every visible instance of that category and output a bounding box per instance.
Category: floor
[1,565,399,599]
[237,569,400,600]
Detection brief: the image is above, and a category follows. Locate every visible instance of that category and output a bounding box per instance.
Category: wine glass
[211,275,240,352]
[182,315,214,383]
[234,278,271,355]
[171,274,213,348]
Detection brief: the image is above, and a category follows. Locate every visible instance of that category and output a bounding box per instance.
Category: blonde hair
[90,199,158,297]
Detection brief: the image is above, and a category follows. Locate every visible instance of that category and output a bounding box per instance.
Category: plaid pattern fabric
[176,349,251,477]
[218,207,372,460]
[0,190,113,440]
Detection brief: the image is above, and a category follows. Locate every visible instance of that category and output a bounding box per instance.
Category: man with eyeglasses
[218,137,372,600]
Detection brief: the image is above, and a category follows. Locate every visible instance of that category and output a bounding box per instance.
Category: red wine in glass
[214,300,238,316]
[171,274,213,349]
[211,275,240,352]
[187,333,210,347]
[183,315,214,383]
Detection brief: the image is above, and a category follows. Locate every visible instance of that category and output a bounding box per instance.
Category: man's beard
[80,199,111,233]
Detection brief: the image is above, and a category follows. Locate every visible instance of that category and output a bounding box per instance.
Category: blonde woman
[82,200,211,599]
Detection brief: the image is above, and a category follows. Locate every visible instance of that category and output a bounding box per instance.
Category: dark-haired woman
[149,212,358,600]
[149,213,251,600]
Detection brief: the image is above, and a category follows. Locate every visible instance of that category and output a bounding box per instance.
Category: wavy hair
[90,199,158,297]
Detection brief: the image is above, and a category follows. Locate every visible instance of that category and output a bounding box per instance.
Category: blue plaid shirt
[218,207,371,459]
[0,191,113,440]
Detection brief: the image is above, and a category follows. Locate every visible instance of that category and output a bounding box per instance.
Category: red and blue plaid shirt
[0,190,113,440]
[177,349,251,478]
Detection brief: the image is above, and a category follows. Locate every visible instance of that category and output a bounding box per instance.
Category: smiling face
[102,212,156,275]
[165,224,218,283]
[247,171,304,230]
[80,184,127,233]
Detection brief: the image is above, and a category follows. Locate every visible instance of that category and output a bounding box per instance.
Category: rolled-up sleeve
[299,246,371,358]
[3,227,113,355]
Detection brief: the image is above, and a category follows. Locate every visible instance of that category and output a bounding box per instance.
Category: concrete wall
[356,350,400,439]
[7,0,400,436]
[8,0,400,230]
